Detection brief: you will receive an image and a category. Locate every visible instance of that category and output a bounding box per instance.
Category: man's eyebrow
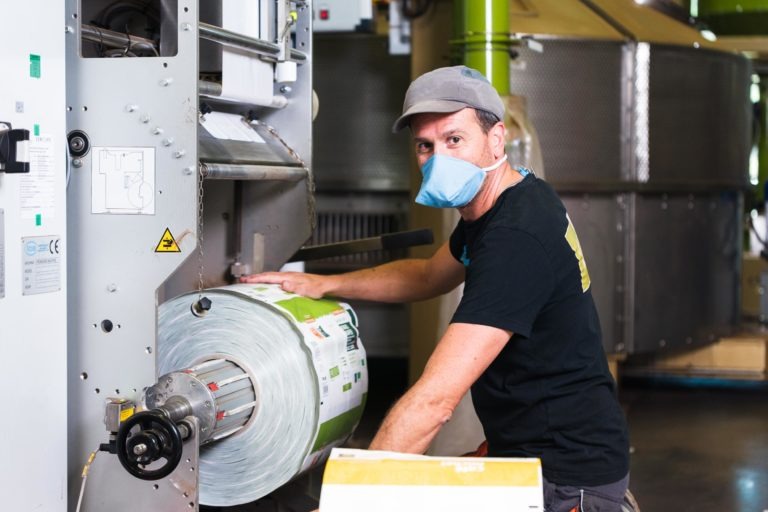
[413,129,467,142]
[441,128,468,137]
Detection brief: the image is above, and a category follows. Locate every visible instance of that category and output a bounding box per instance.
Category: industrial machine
[0,1,369,510]
[0,3,68,511]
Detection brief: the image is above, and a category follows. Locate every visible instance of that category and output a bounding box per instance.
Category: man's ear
[490,121,507,156]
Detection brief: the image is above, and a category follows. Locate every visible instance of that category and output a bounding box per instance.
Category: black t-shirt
[449,172,629,487]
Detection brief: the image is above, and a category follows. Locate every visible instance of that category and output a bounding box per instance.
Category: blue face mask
[415,154,507,208]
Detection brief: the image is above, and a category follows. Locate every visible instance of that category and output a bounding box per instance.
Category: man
[242,66,630,512]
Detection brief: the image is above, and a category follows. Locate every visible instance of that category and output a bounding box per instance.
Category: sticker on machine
[20,135,56,220]
[21,235,61,295]
[91,146,155,215]
[155,228,181,253]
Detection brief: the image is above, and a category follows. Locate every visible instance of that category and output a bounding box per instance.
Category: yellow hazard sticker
[155,228,181,253]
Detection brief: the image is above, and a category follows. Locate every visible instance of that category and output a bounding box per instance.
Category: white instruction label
[22,235,61,295]
[91,146,155,215]
[20,135,56,220]
[0,209,4,298]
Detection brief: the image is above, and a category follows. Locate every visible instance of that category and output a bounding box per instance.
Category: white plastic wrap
[158,284,368,506]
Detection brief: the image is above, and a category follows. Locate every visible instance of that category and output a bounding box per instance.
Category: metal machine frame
[64,1,315,510]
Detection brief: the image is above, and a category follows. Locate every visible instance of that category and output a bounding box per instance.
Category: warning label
[155,228,181,253]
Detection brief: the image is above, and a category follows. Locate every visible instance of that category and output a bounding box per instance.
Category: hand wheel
[116,410,183,480]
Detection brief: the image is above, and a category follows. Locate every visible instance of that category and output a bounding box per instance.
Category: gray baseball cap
[392,65,505,133]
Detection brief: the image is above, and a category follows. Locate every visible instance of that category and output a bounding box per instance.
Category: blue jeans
[543,473,629,512]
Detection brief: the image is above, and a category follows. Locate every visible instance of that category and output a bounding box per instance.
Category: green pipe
[452,0,512,95]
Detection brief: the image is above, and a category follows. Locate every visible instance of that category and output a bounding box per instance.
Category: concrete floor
[206,360,768,512]
[622,380,768,512]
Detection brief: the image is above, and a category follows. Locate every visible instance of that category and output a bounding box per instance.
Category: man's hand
[239,272,333,299]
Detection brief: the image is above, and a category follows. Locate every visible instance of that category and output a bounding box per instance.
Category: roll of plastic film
[157,283,368,506]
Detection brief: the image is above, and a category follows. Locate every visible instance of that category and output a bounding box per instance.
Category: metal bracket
[0,121,30,173]
[80,416,201,511]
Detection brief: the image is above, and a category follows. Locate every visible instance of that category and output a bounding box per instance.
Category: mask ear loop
[482,154,507,173]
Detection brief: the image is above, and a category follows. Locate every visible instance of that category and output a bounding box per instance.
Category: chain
[197,162,206,298]
[250,119,316,231]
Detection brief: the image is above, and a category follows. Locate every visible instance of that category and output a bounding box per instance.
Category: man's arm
[240,241,464,303]
[368,322,510,453]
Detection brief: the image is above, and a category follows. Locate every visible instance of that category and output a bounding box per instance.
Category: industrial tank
[507,0,751,354]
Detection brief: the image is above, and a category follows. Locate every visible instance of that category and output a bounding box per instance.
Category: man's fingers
[240,272,287,284]
[239,272,324,298]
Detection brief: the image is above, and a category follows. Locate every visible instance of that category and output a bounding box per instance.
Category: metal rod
[289,229,434,262]
[201,163,307,181]
[198,80,222,96]
[198,22,307,62]
[233,181,243,260]
[81,23,158,52]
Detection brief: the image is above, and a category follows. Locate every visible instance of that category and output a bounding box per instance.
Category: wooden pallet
[627,333,768,381]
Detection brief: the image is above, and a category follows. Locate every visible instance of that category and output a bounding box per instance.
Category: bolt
[174,149,186,159]
[70,136,85,152]
[181,22,192,31]
[133,443,148,456]
[72,158,83,168]
[280,85,292,94]
[183,166,194,175]
[126,104,139,113]
[107,283,118,293]
[140,114,151,124]
[152,127,164,135]
[159,78,174,87]
[163,138,174,147]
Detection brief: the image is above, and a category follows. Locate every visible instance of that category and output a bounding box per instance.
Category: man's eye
[416,142,432,153]
[448,136,461,144]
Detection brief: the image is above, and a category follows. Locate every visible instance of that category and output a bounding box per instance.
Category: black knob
[116,410,184,481]
[191,296,212,317]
